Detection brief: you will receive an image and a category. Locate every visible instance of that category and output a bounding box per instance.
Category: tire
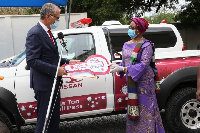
[165,87,200,133]
[0,109,12,132]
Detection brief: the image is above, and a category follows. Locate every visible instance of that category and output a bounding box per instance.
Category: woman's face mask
[128,29,137,39]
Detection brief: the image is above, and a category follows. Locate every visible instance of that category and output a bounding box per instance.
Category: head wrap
[131,17,149,33]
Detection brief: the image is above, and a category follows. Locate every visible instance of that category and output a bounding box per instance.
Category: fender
[157,66,198,109]
[0,87,25,127]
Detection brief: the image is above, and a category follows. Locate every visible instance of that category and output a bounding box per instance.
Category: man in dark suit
[26,3,79,133]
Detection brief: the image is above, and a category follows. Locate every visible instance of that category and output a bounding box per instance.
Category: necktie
[48,30,54,44]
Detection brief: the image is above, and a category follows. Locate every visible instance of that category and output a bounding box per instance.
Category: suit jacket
[26,22,69,91]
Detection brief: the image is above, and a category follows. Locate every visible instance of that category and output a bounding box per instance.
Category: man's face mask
[50,20,59,29]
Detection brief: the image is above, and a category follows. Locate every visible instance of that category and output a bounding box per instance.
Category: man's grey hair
[40,3,60,20]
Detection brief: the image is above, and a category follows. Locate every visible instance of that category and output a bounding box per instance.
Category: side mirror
[112,49,122,61]
[25,65,30,70]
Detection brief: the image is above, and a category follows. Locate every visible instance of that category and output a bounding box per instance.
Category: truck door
[13,50,37,120]
[56,32,109,118]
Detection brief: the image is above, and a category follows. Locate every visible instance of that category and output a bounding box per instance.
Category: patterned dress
[119,40,165,133]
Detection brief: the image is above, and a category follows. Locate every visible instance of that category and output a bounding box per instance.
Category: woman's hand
[69,60,81,64]
[110,66,124,73]
[109,63,118,69]
[109,63,127,73]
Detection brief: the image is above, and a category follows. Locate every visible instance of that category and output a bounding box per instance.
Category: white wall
[0,13,87,60]
[172,23,200,50]
[179,28,200,50]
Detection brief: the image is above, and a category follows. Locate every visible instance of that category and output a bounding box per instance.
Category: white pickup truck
[0,21,200,133]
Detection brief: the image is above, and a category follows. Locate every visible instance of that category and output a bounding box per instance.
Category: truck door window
[144,27,177,48]
[104,28,129,52]
[56,34,95,61]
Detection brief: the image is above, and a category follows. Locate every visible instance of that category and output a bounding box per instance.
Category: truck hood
[0,67,16,78]
[0,56,15,68]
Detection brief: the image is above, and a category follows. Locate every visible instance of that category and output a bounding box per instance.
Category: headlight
[0,76,4,80]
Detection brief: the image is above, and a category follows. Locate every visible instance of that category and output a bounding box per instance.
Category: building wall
[179,28,200,50]
[173,23,200,50]
[0,13,87,60]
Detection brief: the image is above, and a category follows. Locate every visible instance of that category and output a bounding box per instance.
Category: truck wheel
[0,109,12,132]
[165,87,200,133]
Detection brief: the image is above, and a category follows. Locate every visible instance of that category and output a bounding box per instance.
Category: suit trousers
[34,86,60,133]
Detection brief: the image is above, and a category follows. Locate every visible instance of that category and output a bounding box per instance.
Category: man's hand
[57,67,68,76]
[196,89,200,101]
[69,60,81,64]
[197,63,200,101]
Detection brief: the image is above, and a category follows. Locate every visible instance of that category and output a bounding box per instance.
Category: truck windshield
[56,33,95,62]
[0,48,26,67]
[11,50,26,66]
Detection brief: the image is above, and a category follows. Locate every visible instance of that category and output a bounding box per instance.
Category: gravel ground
[11,112,173,133]
[0,121,10,133]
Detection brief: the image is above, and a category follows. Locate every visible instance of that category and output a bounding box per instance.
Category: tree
[0,7,40,15]
[69,0,124,25]
[175,0,200,28]
[69,0,180,26]
[144,7,178,24]
[0,0,198,28]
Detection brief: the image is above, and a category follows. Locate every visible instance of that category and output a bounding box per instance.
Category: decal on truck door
[60,77,83,89]
[18,93,107,120]
[60,93,106,114]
